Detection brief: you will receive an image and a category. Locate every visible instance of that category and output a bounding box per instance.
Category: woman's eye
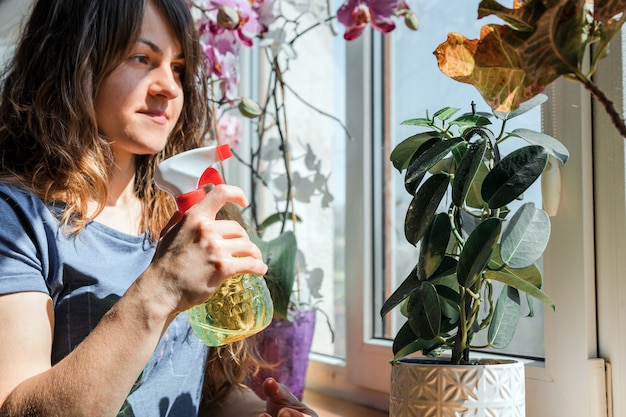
[172,63,185,75]
[132,54,150,65]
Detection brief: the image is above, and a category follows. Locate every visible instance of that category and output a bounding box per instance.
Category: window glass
[264,2,347,359]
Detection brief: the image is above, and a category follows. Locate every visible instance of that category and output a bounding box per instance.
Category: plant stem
[270,57,294,235]
[575,71,626,138]
[448,205,464,251]
[452,287,468,364]
[284,83,353,140]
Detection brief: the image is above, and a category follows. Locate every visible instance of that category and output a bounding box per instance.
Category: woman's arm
[0,285,174,416]
[0,185,267,417]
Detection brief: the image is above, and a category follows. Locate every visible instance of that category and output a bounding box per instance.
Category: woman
[0,0,316,416]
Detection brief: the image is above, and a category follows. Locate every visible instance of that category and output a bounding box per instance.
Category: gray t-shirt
[0,183,208,416]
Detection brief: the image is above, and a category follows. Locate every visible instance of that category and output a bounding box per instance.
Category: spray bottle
[155,144,274,346]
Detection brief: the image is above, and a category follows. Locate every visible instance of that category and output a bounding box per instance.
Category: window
[306,3,606,416]
[239,1,348,359]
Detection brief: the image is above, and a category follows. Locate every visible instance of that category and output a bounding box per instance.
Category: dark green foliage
[381,96,568,364]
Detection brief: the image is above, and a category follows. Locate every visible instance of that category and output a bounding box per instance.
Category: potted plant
[380,94,569,416]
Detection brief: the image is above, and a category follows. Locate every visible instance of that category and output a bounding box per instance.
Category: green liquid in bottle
[187,273,274,346]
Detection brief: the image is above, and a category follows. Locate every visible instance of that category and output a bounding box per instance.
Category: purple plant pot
[248,309,316,401]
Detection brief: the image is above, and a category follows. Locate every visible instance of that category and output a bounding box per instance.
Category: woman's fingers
[262,378,318,417]
[194,218,266,274]
[148,184,267,312]
[189,184,249,220]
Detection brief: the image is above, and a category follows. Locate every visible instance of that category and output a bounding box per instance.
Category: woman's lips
[142,110,168,125]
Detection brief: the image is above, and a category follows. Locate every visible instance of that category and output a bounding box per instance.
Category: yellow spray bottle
[155,144,273,346]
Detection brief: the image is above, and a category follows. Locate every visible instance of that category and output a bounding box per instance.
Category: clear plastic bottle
[187,273,274,346]
[155,144,274,346]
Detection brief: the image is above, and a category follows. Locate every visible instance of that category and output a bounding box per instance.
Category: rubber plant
[380,94,569,365]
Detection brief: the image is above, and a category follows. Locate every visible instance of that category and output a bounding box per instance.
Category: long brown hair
[0,0,210,239]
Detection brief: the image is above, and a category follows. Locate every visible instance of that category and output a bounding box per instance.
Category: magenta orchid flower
[336,0,401,41]
[205,0,265,46]
[193,0,278,100]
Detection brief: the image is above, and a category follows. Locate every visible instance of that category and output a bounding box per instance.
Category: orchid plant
[186,0,418,319]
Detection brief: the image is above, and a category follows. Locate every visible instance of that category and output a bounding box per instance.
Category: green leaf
[405,173,449,245]
[258,212,302,236]
[428,157,456,175]
[488,285,521,348]
[448,113,492,129]
[400,117,433,127]
[405,137,465,187]
[392,321,417,357]
[501,202,551,268]
[484,268,555,311]
[481,145,549,209]
[407,281,441,340]
[249,231,297,320]
[508,128,569,165]
[380,267,418,317]
[392,322,442,360]
[488,249,541,287]
[433,107,461,121]
[435,284,461,328]
[457,218,502,288]
[526,293,535,318]
[391,132,442,172]
[418,213,451,280]
[465,162,489,209]
[428,256,458,281]
[494,93,548,121]
[452,139,488,208]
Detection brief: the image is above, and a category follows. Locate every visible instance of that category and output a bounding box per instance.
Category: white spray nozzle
[155,144,232,213]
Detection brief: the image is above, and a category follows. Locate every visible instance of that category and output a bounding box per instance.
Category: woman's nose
[150,65,181,99]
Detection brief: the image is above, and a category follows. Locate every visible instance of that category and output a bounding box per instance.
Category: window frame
[593,29,626,417]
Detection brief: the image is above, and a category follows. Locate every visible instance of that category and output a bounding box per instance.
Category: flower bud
[404,11,419,31]
[238,97,262,118]
[217,6,239,30]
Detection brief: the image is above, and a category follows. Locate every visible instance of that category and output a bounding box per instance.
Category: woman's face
[95,0,185,161]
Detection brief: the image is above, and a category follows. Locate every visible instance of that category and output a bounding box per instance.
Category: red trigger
[199,167,225,187]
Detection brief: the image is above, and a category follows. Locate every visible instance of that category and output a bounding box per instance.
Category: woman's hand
[141,184,268,316]
[259,378,318,417]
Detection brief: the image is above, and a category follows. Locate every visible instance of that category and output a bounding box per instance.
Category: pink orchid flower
[252,0,279,33]
[205,0,265,46]
[217,110,242,148]
[336,0,400,40]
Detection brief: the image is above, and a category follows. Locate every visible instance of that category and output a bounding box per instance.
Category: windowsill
[305,354,391,413]
[303,389,388,417]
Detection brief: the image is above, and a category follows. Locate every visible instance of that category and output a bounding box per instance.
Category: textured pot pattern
[390,359,525,417]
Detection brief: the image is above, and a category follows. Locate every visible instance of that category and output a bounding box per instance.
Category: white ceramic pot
[390,358,525,417]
